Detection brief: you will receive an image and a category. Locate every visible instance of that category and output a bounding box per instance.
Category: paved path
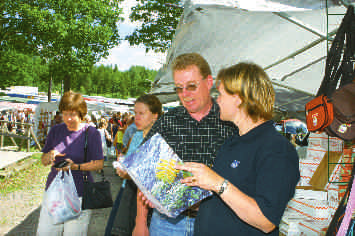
[4,162,123,236]
[0,150,34,169]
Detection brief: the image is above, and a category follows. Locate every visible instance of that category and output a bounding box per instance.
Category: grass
[1,136,42,152]
[0,153,50,195]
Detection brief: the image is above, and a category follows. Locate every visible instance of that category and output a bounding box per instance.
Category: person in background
[113,119,125,156]
[122,116,136,152]
[106,94,163,236]
[176,62,300,236]
[112,118,120,140]
[121,112,130,128]
[97,118,112,164]
[37,91,104,235]
[86,115,96,127]
[51,111,63,127]
[116,112,123,127]
[133,53,237,236]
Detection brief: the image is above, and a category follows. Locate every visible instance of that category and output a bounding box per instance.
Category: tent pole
[274,12,328,39]
[264,28,337,70]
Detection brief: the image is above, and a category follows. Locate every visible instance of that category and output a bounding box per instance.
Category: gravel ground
[0,158,122,236]
[0,184,45,235]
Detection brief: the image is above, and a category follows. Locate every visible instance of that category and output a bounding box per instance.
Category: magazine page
[120,133,212,218]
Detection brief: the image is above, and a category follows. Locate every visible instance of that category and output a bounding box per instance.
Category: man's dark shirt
[144,99,237,166]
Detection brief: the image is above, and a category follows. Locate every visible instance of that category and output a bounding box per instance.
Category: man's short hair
[217,62,275,122]
[172,53,212,79]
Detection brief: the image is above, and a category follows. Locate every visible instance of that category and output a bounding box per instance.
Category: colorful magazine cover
[119,133,212,218]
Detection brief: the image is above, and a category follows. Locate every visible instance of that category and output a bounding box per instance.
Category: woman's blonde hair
[98,118,107,129]
[217,62,275,122]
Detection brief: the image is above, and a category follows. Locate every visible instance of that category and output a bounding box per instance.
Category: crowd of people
[0,109,34,133]
[37,52,300,236]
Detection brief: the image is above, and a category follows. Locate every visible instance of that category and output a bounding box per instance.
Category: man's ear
[153,113,158,121]
[206,75,214,90]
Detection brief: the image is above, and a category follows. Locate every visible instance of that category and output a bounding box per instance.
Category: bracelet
[217,179,229,195]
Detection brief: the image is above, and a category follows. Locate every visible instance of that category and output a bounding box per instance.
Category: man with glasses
[131,53,237,236]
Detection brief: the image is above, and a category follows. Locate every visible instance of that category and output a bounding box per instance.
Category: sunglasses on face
[174,82,201,94]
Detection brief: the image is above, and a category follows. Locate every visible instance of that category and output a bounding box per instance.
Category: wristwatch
[78,164,81,171]
[217,179,229,195]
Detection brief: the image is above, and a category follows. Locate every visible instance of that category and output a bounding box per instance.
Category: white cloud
[96,0,167,71]
[97,41,166,71]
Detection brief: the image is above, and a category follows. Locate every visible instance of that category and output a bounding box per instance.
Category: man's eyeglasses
[174,82,200,94]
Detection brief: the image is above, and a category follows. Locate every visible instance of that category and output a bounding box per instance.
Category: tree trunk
[64,74,71,92]
[48,76,52,102]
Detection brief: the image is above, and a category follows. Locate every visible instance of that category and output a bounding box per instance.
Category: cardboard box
[309,152,342,190]
[287,199,332,221]
[293,189,327,201]
[298,218,329,236]
[306,147,327,162]
[299,159,321,186]
[308,133,343,152]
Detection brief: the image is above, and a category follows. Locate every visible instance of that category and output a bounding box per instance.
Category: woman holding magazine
[106,94,162,236]
[176,62,300,236]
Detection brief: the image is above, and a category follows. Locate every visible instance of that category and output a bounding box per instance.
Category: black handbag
[105,129,112,148]
[82,127,113,210]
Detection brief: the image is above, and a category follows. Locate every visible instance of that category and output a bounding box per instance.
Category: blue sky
[96,0,167,71]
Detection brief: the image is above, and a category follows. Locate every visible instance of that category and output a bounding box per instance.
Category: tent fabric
[189,0,353,11]
[150,0,351,121]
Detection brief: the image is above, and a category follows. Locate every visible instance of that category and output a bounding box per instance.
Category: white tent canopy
[150,0,354,121]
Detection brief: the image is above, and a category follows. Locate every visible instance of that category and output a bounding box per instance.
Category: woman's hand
[116,166,130,179]
[137,191,155,208]
[54,158,73,172]
[41,150,65,166]
[175,162,224,193]
[115,154,130,179]
[117,153,124,161]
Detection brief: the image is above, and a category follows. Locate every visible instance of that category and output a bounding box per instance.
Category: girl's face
[62,110,81,131]
[217,83,239,122]
[134,102,157,133]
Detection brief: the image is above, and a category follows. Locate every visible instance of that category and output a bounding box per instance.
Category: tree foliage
[1,62,157,99]
[126,0,183,53]
[1,0,124,92]
[0,51,48,89]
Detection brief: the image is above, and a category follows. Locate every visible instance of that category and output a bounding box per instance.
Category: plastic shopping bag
[45,170,81,224]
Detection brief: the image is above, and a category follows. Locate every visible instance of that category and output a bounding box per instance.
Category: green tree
[1,0,124,97]
[126,0,183,53]
[0,50,47,89]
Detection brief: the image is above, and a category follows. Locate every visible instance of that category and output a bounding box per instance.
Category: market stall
[149,0,355,234]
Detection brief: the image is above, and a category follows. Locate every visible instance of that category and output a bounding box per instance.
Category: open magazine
[119,133,212,218]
